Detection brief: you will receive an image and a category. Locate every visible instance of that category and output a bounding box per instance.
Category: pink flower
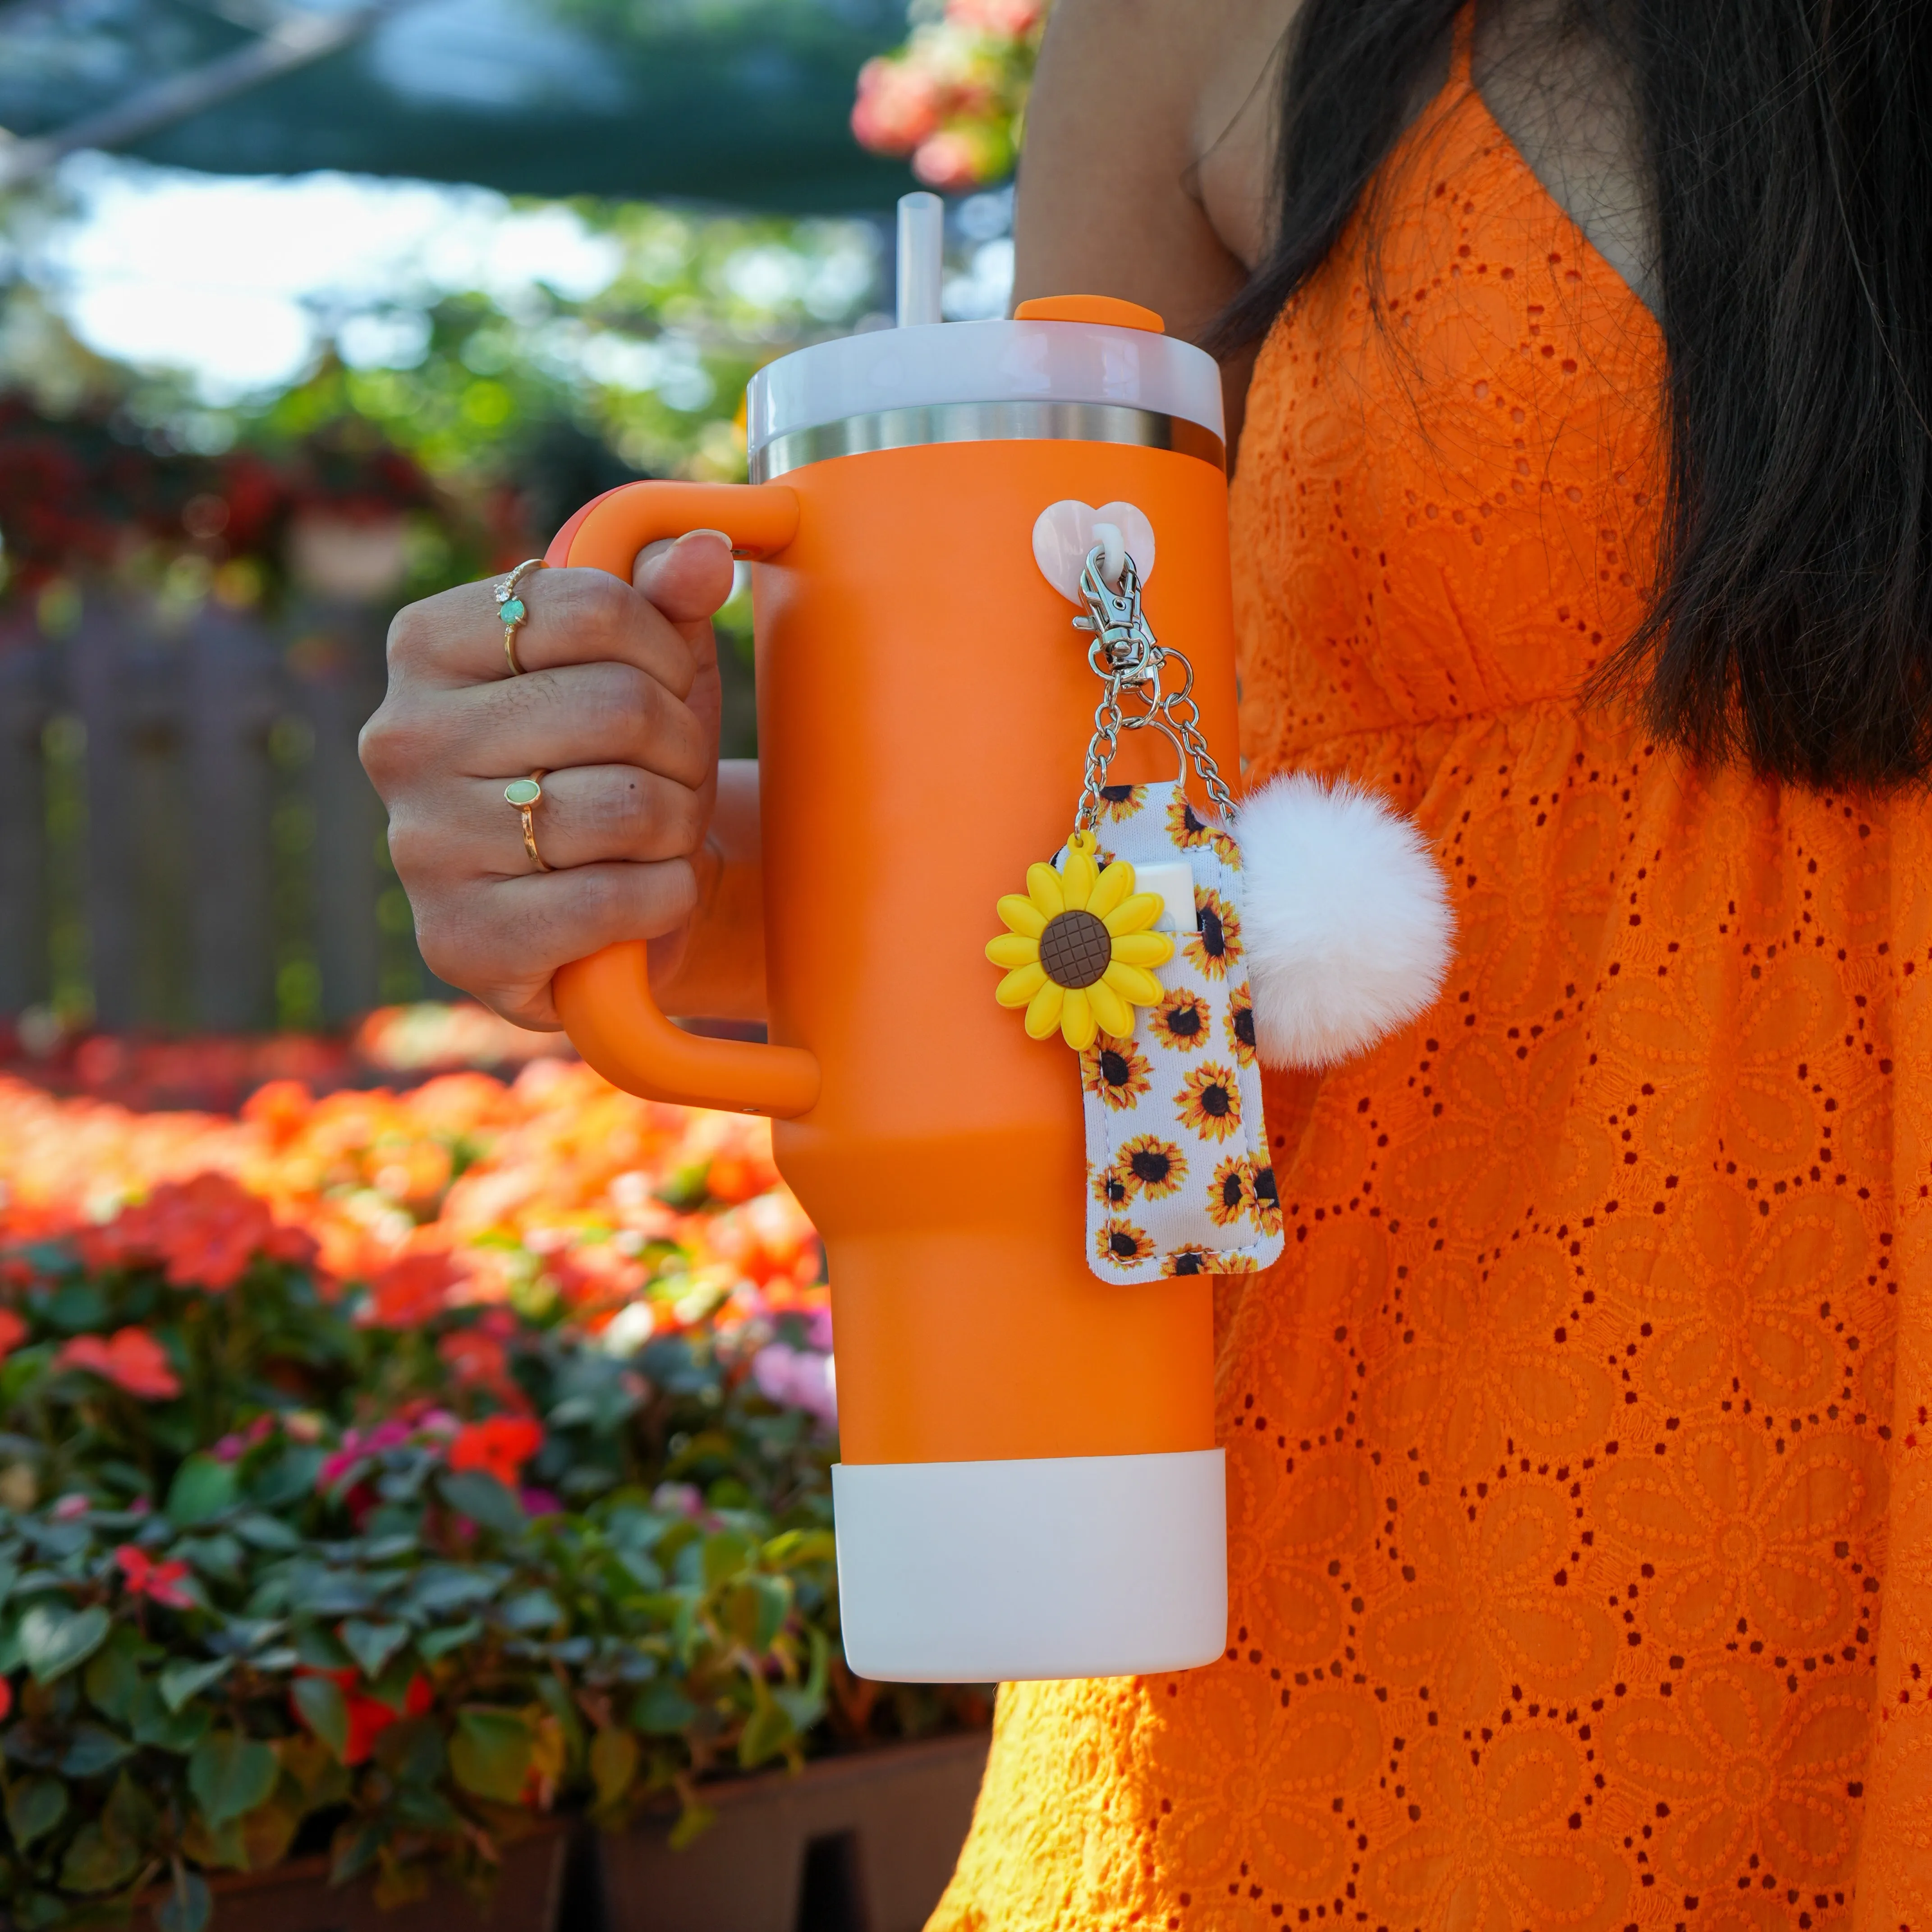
[51,1494,91,1520]
[944,0,1046,32]
[913,130,986,193]
[851,56,943,154]
[57,1329,180,1401]
[751,1343,838,1426]
[115,1544,196,1610]
[0,1308,26,1361]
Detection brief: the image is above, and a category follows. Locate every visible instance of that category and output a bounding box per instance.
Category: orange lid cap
[1013,294,1166,334]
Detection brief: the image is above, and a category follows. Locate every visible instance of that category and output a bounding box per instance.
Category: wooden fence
[0,586,447,1035]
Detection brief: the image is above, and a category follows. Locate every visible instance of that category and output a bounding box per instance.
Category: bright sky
[14,155,1014,404]
[26,153,624,401]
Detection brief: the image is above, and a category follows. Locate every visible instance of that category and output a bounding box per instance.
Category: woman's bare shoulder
[1011,0,1300,337]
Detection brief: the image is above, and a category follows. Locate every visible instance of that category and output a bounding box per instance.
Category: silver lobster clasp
[1072,544,1158,678]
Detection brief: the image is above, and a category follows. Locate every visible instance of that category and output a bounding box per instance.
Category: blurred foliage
[0,193,886,616]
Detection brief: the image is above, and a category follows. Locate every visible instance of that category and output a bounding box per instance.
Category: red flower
[364,1252,457,1328]
[115,1544,196,1610]
[58,1329,181,1400]
[79,1173,313,1291]
[292,1666,432,1765]
[447,1415,544,1488]
[437,1328,523,1404]
[0,1308,26,1360]
[0,1676,12,1722]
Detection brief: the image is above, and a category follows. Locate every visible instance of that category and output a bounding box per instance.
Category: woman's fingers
[413,860,704,1031]
[365,526,738,1030]
[399,766,709,877]
[633,530,736,623]
[447,658,716,787]
[385,559,718,693]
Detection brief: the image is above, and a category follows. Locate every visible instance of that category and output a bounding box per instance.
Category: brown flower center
[1039,909,1114,989]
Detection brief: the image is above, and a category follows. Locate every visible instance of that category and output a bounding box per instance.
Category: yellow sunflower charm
[986,832,1175,1050]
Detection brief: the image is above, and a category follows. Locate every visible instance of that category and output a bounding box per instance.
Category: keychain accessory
[987,835,1171,1050]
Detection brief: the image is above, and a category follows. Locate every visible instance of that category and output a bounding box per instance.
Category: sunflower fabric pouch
[1071,780,1282,1283]
[985,514,1295,1286]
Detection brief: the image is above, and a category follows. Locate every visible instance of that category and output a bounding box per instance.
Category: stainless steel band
[748,400,1227,483]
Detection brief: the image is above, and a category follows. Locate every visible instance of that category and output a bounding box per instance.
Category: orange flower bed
[0,1051,826,1356]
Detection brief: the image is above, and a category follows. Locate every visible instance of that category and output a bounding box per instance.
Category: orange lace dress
[930,32,1932,1932]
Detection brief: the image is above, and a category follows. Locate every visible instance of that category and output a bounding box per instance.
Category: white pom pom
[1235,773,1454,1069]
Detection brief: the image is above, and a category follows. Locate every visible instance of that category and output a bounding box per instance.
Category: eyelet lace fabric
[930,26,1932,1932]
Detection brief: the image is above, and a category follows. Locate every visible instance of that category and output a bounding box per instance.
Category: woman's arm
[1013,0,1300,450]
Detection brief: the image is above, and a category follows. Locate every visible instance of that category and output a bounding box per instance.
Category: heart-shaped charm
[1031,499,1156,604]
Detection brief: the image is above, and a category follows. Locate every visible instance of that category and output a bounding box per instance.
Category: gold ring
[505,771,550,872]
[496,558,546,676]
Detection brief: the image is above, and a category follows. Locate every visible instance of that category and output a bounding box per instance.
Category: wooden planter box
[589,1731,991,1932]
[195,1823,569,1932]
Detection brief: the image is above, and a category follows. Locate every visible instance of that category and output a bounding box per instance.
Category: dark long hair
[1214,0,1932,789]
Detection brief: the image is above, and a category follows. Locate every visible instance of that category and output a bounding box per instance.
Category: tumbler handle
[542,480,821,1119]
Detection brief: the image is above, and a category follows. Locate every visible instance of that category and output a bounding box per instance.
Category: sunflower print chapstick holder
[1074,781,1281,1281]
[986,505,1285,1286]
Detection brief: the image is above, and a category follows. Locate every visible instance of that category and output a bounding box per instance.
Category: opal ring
[505,771,550,872]
[496,559,546,675]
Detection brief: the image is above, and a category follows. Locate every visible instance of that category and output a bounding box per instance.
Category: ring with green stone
[505,771,550,872]
[495,557,547,675]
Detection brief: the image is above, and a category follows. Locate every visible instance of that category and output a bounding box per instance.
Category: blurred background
[0,0,1040,1101]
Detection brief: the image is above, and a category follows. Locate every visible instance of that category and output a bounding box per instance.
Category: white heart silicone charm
[1031,499,1156,604]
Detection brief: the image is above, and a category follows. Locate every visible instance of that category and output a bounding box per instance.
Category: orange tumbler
[545,241,1235,1682]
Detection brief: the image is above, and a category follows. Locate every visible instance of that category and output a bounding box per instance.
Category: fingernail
[675,528,734,551]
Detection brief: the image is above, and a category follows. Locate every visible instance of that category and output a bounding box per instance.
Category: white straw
[896,191,944,327]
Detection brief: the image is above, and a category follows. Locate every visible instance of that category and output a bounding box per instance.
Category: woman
[362,0,1932,1921]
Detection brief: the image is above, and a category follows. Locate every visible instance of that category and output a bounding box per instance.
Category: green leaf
[59,1722,133,1777]
[103,1768,157,1844]
[167,1456,239,1528]
[340,1619,409,1682]
[700,1529,757,1589]
[290,1675,349,1761]
[737,1696,794,1770]
[448,1707,532,1804]
[373,1715,445,1788]
[630,1680,698,1735]
[436,1469,524,1537]
[155,1868,211,1932]
[160,1655,233,1712]
[59,1821,140,1894]
[5,1774,66,1847]
[497,1589,563,1632]
[725,1574,791,1654]
[41,1281,106,1333]
[588,1727,638,1809]
[83,1636,142,1722]
[762,1528,837,1568]
[19,1602,110,1682]
[294,1626,351,1671]
[231,1513,300,1552]
[404,1565,501,1617]
[188,1730,279,1826]
[131,1678,213,1752]
[330,1820,382,1886]
[415,1617,481,1661]
[667,1801,717,1851]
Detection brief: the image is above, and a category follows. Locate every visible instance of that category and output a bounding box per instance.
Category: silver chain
[1069,544,1238,832]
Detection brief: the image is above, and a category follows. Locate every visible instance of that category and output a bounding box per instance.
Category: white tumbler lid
[745,298,1226,470]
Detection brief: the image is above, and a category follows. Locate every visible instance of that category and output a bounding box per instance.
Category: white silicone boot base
[832,1448,1227,1683]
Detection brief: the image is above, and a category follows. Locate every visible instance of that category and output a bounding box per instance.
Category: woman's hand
[359,531,736,1031]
